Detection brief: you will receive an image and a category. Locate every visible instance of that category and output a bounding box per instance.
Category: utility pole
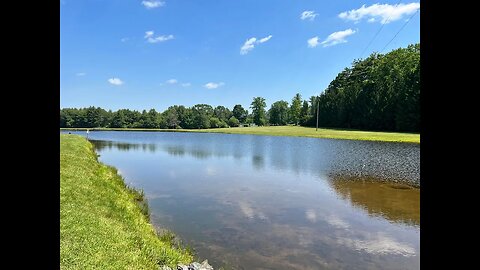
[316,98,319,131]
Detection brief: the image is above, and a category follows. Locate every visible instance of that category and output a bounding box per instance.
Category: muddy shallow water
[63,131,420,269]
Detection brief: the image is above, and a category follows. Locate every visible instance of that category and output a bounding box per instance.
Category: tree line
[60,43,419,132]
[312,43,420,132]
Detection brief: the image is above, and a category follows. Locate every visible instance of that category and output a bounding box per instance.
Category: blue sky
[60,0,420,112]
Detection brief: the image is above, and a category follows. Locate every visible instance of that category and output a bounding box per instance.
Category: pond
[62,131,420,270]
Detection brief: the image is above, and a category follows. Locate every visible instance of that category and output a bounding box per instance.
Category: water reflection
[90,136,419,186]
[66,131,420,270]
[328,176,420,226]
[165,146,185,157]
[91,140,157,152]
[252,155,264,170]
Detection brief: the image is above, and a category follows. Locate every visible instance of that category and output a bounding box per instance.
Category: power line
[359,0,403,59]
[322,4,419,93]
[380,9,419,53]
[349,6,420,76]
[359,23,386,59]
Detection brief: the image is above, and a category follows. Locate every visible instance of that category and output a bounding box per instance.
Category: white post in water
[86,129,89,139]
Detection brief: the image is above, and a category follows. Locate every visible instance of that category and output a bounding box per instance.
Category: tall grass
[60,134,193,269]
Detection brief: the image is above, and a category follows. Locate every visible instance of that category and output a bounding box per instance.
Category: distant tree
[220,120,229,128]
[265,110,270,125]
[141,109,159,128]
[111,110,127,128]
[289,93,302,125]
[181,108,195,129]
[157,112,167,128]
[192,104,214,116]
[173,105,188,128]
[60,110,67,128]
[308,96,318,116]
[72,109,87,128]
[245,114,253,125]
[250,97,267,126]
[209,117,228,128]
[228,116,240,127]
[100,109,112,127]
[232,104,248,124]
[136,110,148,128]
[129,110,143,128]
[196,114,211,129]
[306,96,319,126]
[214,106,232,123]
[268,100,289,125]
[209,117,221,128]
[163,106,180,128]
[191,104,213,129]
[299,100,310,125]
[84,106,105,127]
[60,109,76,128]
[311,43,420,132]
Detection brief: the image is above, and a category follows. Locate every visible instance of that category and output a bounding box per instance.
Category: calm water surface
[63,131,420,270]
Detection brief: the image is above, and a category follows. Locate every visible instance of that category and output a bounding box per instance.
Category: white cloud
[150,35,174,42]
[339,3,420,24]
[337,233,416,257]
[258,35,272,43]
[301,10,318,21]
[239,201,255,219]
[108,78,124,85]
[166,79,177,84]
[181,83,191,87]
[121,37,129,42]
[206,166,216,176]
[204,82,224,89]
[320,29,356,47]
[238,201,267,220]
[145,31,154,38]
[141,1,165,9]
[144,31,174,43]
[325,214,350,229]
[307,36,320,48]
[76,72,86,76]
[306,209,317,223]
[240,37,257,55]
[240,35,272,55]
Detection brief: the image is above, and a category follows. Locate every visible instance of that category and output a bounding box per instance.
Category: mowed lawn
[60,134,192,269]
[197,126,420,143]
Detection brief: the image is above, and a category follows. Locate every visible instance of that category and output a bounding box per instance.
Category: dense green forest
[311,43,420,132]
[60,44,419,132]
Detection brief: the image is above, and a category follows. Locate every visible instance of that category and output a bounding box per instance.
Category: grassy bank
[61,125,420,143]
[60,134,192,269]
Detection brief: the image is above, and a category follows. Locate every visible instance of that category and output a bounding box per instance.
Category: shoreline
[60,134,198,269]
[60,126,420,144]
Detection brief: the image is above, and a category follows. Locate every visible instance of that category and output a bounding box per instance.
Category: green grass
[60,134,193,269]
[62,125,420,143]
[201,126,419,143]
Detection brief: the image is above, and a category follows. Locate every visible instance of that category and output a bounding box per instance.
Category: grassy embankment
[61,125,420,143]
[60,134,193,269]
